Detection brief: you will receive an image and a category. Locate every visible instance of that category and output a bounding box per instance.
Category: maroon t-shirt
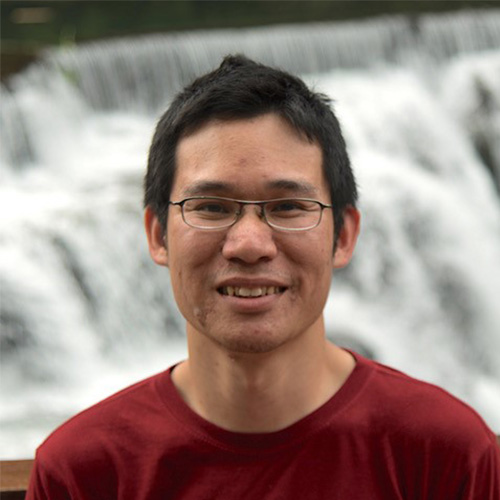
[27,352,500,499]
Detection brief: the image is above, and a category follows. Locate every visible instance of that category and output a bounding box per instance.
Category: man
[27,55,499,499]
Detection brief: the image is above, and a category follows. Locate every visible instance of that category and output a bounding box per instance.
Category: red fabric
[26,352,500,499]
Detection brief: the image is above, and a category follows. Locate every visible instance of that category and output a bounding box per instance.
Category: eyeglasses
[169,196,332,232]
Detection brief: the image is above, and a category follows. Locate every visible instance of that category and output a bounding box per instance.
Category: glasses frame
[168,196,333,232]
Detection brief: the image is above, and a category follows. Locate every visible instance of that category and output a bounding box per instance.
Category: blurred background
[1,1,500,459]
[2,1,498,79]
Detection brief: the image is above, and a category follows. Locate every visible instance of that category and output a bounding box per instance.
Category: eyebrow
[182,179,319,197]
[182,181,233,197]
[267,179,319,196]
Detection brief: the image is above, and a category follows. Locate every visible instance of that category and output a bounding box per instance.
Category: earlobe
[144,206,169,267]
[333,206,361,269]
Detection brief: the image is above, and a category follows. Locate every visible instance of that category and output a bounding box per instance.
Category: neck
[172,318,355,433]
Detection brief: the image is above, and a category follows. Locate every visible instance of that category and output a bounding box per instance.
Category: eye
[272,201,304,211]
[195,202,229,213]
[266,198,318,220]
[184,198,235,219]
[268,199,315,217]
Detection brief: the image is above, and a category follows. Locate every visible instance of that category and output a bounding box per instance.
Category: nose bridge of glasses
[236,201,267,221]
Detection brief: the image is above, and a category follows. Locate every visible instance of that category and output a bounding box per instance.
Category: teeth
[220,286,282,297]
[236,287,251,297]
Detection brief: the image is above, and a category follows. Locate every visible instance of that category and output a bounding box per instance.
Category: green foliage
[2,0,498,45]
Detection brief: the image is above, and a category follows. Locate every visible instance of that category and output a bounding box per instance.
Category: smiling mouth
[218,286,286,298]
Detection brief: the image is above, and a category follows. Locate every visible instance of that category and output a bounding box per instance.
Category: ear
[333,206,361,269]
[144,206,169,267]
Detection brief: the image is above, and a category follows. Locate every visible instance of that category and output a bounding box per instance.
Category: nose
[221,205,278,264]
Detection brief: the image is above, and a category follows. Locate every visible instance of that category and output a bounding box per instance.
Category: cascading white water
[1,10,499,458]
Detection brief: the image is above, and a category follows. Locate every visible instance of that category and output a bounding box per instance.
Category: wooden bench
[0,460,33,499]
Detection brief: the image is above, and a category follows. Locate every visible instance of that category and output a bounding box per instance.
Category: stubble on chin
[196,314,297,355]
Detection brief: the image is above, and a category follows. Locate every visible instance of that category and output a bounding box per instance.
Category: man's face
[146,113,358,354]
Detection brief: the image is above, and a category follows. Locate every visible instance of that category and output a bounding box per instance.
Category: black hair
[144,54,357,242]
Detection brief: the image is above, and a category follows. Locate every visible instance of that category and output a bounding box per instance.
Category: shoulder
[35,369,172,472]
[352,353,498,461]
[28,366,194,497]
[342,353,500,497]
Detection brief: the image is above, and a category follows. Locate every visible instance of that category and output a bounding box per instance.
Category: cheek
[169,224,219,267]
[307,237,334,288]
[171,264,211,329]
[168,232,220,302]
[288,232,334,269]
[284,239,333,301]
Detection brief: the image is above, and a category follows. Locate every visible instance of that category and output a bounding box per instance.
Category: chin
[209,328,298,356]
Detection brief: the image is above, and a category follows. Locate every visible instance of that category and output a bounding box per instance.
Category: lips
[219,286,285,298]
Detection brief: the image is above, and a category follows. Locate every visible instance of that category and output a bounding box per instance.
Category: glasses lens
[265,199,321,230]
[183,198,238,228]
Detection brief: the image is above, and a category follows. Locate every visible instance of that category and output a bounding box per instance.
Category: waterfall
[1,10,499,458]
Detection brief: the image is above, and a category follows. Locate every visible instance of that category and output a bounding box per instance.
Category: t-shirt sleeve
[25,454,71,500]
[459,437,500,499]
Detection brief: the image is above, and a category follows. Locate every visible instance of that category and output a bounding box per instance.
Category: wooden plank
[0,460,33,492]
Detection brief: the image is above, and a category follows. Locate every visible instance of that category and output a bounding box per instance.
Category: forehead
[173,114,326,199]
